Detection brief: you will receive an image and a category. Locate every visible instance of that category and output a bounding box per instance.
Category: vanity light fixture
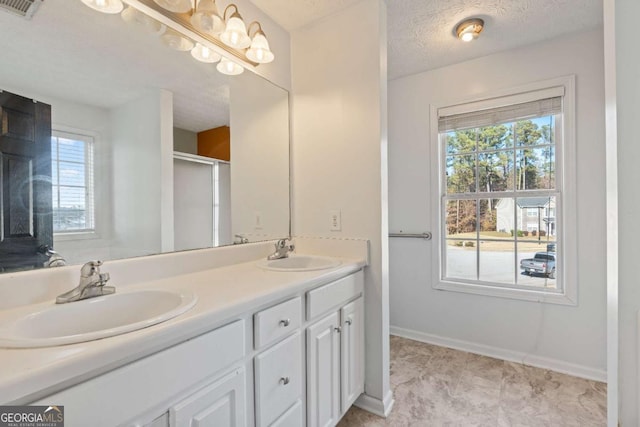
[190,0,225,35]
[191,42,222,63]
[121,6,166,35]
[246,22,274,64]
[220,4,251,49]
[80,0,275,76]
[81,0,124,14]
[216,57,244,75]
[161,27,194,51]
[455,18,484,42]
[153,0,191,13]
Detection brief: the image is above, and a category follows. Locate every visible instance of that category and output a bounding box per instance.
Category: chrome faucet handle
[80,260,103,278]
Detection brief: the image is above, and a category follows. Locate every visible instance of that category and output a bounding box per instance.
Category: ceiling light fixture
[455,18,484,42]
[80,0,275,76]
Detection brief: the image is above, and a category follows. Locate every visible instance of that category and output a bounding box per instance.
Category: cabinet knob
[345,319,353,326]
[334,326,342,333]
[279,377,290,385]
[279,318,291,327]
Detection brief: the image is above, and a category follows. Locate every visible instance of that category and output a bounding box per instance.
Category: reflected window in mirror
[51,130,95,235]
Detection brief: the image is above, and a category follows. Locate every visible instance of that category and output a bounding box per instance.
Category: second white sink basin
[257,255,341,272]
[0,289,197,348]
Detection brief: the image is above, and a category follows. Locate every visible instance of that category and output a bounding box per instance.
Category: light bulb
[461,31,474,42]
[246,32,274,64]
[191,43,221,63]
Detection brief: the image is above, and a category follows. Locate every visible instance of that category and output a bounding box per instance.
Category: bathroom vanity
[0,240,368,427]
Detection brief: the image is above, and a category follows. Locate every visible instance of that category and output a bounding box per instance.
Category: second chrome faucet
[267,239,295,260]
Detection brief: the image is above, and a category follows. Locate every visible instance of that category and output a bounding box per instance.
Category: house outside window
[51,130,95,234]
[430,77,577,305]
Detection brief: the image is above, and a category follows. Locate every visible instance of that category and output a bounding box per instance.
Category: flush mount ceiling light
[455,18,484,42]
[81,0,123,14]
[80,0,275,76]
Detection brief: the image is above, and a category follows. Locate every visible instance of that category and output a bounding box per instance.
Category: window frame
[51,127,98,240]
[429,76,577,305]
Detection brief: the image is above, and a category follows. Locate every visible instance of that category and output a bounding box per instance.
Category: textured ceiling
[0,0,231,132]
[250,0,603,80]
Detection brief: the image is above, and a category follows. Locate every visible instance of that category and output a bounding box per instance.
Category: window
[51,130,95,234]
[431,77,576,305]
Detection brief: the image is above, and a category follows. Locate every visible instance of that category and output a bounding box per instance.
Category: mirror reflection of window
[51,130,95,235]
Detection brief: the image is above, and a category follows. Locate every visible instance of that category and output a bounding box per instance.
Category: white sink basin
[257,255,341,272]
[0,289,197,348]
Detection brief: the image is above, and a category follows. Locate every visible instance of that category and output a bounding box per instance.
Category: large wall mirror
[0,1,290,272]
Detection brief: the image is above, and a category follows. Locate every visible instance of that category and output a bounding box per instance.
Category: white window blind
[439,96,562,133]
[51,131,95,233]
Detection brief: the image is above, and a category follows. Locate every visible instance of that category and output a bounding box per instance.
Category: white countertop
[0,255,366,404]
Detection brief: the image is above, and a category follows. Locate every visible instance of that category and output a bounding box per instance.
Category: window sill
[434,279,577,306]
[53,231,100,242]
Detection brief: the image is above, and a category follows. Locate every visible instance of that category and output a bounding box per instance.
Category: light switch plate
[329,210,341,231]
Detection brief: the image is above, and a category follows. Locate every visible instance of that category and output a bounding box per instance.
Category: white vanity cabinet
[306,272,365,427]
[32,320,247,427]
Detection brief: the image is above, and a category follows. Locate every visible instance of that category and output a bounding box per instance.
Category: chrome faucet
[56,260,114,304]
[267,239,295,260]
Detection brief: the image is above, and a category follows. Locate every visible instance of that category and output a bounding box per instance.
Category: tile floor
[338,335,606,427]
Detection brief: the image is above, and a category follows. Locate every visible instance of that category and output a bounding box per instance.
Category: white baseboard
[353,390,394,418]
[390,326,606,383]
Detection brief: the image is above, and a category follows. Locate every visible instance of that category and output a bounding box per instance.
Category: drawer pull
[279,376,290,385]
[345,319,352,326]
[334,326,342,333]
[279,318,291,327]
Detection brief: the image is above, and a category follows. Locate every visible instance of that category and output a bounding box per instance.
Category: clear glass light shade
[220,16,251,49]
[246,33,274,63]
[191,0,225,35]
[81,0,124,14]
[191,43,222,63]
[121,6,165,35]
[216,58,244,75]
[153,0,192,13]
[161,28,195,51]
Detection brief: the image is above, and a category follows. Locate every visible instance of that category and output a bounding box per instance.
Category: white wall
[110,90,174,259]
[291,0,392,414]
[230,72,290,241]
[388,29,607,379]
[614,0,640,423]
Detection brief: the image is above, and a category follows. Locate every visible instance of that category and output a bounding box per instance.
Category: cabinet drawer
[307,271,363,320]
[254,332,302,427]
[271,400,303,427]
[254,297,301,349]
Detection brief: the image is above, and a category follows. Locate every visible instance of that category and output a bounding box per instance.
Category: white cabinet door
[170,368,246,427]
[307,311,341,427]
[340,296,365,414]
